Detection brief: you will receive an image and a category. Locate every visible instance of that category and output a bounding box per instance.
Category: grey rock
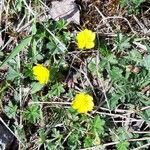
[50,0,80,24]
[0,122,15,150]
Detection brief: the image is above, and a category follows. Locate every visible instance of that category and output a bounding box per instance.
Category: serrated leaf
[142,55,150,71]
[109,67,123,80]
[110,93,121,109]
[116,141,129,150]
[4,101,18,119]
[107,54,118,64]
[6,67,22,81]
[48,83,65,97]
[84,136,93,148]
[91,116,105,135]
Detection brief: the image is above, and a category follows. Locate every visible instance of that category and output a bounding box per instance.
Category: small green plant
[23,105,41,124]
[4,101,18,119]
[116,141,130,150]
[120,0,146,14]
[1,0,150,149]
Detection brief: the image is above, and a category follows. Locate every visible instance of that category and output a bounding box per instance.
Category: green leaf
[141,55,150,71]
[48,83,65,97]
[0,36,32,67]
[116,141,129,150]
[23,105,40,124]
[6,67,22,81]
[109,67,123,80]
[99,39,110,57]
[16,0,23,11]
[91,116,105,135]
[4,102,18,119]
[68,131,80,149]
[88,57,100,75]
[84,136,93,148]
[106,54,118,64]
[139,109,150,123]
[115,34,131,51]
[126,50,142,63]
[56,19,68,30]
[117,127,133,141]
[32,21,37,35]
[110,93,121,109]
[31,82,44,94]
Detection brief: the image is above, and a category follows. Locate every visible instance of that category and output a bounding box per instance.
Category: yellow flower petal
[33,64,50,84]
[72,92,94,114]
[76,29,96,50]
[86,41,95,49]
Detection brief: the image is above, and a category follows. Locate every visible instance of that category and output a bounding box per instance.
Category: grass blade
[0,36,32,67]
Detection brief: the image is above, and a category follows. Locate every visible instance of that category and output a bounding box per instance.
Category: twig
[94,6,113,32]
[141,105,150,111]
[99,16,136,34]
[129,130,150,134]
[80,137,150,150]
[29,101,71,105]
[22,0,35,16]
[17,52,23,150]
[132,143,150,150]
[95,111,142,122]
[42,23,67,52]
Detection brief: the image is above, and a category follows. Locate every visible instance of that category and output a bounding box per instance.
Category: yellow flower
[33,64,49,84]
[76,29,96,49]
[72,93,94,114]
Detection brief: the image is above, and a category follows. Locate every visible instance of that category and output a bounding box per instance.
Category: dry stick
[145,123,150,129]
[124,111,132,129]
[99,106,135,113]
[114,120,142,123]
[95,111,142,122]
[1,37,14,51]
[5,0,10,26]
[94,6,113,32]
[29,101,148,123]
[106,105,149,113]
[62,129,75,145]
[17,53,23,150]
[95,55,109,109]
[17,18,34,32]
[93,55,115,126]
[0,117,25,147]
[80,137,150,150]
[130,130,150,134]
[78,64,98,99]
[99,16,136,34]
[29,101,141,122]
[29,101,71,105]
[132,143,150,150]
[133,15,146,32]
[22,0,34,16]
[39,0,52,12]
[43,24,67,51]
[16,14,27,31]
[141,105,150,111]
[145,7,150,14]
[133,41,148,52]
[65,51,81,83]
